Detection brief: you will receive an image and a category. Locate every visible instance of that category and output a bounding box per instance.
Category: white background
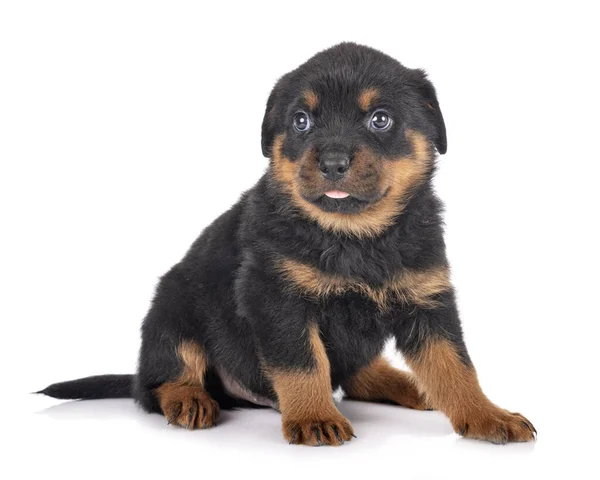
[1,1,599,479]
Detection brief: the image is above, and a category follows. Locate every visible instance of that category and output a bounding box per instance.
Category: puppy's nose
[318,152,350,181]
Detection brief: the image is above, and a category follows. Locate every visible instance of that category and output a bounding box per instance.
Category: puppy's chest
[276,255,450,311]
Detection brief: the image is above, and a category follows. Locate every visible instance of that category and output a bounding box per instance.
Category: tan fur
[270,130,433,238]
[177,340,208,385]
[344,356,429,409]
[155,341,219,429]
[303,90,319,110]
[406,339,536,443]
[358,87,379,111]
[268,325,354,445]
[268,325,334,419]
[276,257,450,310]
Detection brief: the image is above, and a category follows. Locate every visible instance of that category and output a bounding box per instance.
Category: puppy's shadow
[36,398,265,435]
[338,400,454,444]
[36,397,454,449]
[37,398,163,427]
[35,398,536,452]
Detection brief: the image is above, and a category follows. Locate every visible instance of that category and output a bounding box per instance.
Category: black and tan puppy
[40,43,536,446]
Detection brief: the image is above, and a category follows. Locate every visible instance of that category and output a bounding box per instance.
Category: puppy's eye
[370,110,392,131]
[293,112,311,132]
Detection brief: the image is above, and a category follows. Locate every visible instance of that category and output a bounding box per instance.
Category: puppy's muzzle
[318,152,350,181]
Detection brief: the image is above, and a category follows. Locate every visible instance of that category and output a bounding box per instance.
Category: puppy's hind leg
[343,356,432,410]
[152,340,220,429]
[134,267,220,429]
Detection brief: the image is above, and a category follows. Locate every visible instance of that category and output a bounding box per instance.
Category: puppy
[40,42,536,446]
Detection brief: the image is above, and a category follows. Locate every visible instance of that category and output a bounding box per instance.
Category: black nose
[318,152,350,181]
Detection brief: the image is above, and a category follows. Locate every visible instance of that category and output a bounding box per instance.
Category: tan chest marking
[277,257,451,310]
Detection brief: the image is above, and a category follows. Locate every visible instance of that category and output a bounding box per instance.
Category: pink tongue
[325,190,350,199]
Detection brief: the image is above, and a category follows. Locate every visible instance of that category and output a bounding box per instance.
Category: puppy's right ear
[411,69,447,155]
[261,84,280,158]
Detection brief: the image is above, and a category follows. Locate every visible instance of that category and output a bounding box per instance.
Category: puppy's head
[262,43,446,237]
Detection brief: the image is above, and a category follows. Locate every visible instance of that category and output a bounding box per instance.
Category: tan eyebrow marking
[302,90,319,111]
[358,87,379,111]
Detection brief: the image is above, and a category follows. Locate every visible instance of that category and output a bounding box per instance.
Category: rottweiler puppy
[40,42,536,446]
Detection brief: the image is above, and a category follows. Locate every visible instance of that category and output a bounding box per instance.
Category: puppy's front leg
[239,258,353,445]
[395,291,536,444]
[265,323,354,446]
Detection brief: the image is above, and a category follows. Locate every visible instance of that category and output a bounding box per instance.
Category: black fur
[41,43,467,414]
[37,375,133,400]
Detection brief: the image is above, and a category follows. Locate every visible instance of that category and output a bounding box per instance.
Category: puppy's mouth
[301,188,388,214]
[292,146,388,214]
[324,190,350,199]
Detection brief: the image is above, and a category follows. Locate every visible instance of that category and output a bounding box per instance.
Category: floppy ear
[261,84,279,158]
[412,69,447,155]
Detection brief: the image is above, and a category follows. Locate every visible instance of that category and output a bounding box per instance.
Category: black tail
[36,374,134,400]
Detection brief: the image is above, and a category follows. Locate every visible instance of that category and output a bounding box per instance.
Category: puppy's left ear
[261,82,282,158]
[412,69,447,155]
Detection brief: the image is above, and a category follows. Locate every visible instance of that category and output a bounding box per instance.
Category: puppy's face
[262,43,447,236]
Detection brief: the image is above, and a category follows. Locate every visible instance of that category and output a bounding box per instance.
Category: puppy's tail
[36,374,134,400]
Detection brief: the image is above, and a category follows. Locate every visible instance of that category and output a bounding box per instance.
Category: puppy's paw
[453,407,536,444]
[159,385,220,429]
[283,414,355,446]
